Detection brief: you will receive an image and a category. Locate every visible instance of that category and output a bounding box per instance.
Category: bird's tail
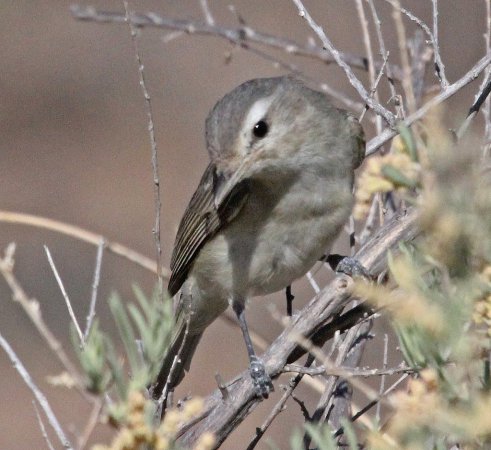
[151,315,202,404]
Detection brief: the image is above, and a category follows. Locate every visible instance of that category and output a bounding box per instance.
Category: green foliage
[303,423,337,450]
[71,320,111,394]
[312,117,491,449]
[361,117,491,448]
[73,284,173,420]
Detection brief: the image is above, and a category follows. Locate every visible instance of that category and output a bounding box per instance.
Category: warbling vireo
[151,76,365,403]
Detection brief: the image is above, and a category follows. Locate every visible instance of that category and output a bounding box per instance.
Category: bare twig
[77,399,103,450]
[367,53,491,155]
[0,210,170,278]
[368,0,402,118]
[214,373,229,401]
[334,372,410,438]
[299,320,374,448]
[456,78,491,139]
[408,30,433,106]
[123,1,164,296]
[359,195,381,245]
[484,0,491,155]
[44,245,84,343]
[199,0,214,26]
[70,5,402,79]
[156,318,191,413]
[292,0,396,126]
[305,270,321,294]
[33,401,56,450]
[282,363,413,378]
[330,320,373,443]
[390,0,416,114]
[383,0,433,40]
[0,244,86,394]
[431,0,449,88]
[355,0,383,131]
[359,52,389,124]
[376,333,389,421]
[0,332,73,449]
[84,238,105,341]
[383,0,448,89]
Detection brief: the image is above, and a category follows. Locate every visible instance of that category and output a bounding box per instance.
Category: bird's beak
[213,153,257,209]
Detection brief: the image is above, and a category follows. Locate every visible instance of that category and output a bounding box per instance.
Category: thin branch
[456,78,491,139]
[282,363,413,378]
[123,1,164,297]
[246,356,315,450]
[334,372,410,438]
[484,0,491,155]
[292,0,396,126]
[359,52,389,123]
[408,29,433,107]
[70,5,403,80]
[0,210,170,278]
[329,320,373,443]
[383,0,433,40]
[0,245,86,395]
[305,270,321,294]
[368,0,402,118]
[367,53,491,155]
[299,319,374,449]
[33,401,56,450]
[199,0,214,25]
[355,0,383,131]
[431,0,449,88]
[77,399,103,450]
[376,333,389,421]
[383,0,448,89]
[84,238,105,341]
[0,332,73,449]
[155,318,191,413]
[359,195,380,245]
[390,0,416,114]
[44,245,84,343]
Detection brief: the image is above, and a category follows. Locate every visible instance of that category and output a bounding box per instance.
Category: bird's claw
[335,256,371,279]
[249,356,273,398]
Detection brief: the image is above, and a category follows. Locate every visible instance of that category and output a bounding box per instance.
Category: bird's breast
[192,173,353,300]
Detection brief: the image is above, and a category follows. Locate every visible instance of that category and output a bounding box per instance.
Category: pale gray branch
[0,333,73,449]
[123,1,164,297]
[84,238,105,341]
[70,5,402,80]
[367,53,491,156]
[291,0,396,126]
[33,401,56,450]
[44,245,83,343]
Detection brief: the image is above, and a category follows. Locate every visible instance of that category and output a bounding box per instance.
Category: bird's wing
[168,163,250,296]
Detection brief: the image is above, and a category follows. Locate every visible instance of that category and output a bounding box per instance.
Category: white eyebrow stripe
[236,94,275,155]
[243,96,275,135]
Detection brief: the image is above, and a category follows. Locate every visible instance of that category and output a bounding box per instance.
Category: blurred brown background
[0,1,486,448]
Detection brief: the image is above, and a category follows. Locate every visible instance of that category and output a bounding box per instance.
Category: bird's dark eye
[253,120,269,138]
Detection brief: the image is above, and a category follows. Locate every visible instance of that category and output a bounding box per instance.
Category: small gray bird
[152,76,365,403]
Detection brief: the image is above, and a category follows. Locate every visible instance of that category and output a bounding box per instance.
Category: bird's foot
[335,256,371,279]
[249,356,274,398]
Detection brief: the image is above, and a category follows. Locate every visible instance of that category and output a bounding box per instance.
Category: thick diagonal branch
[176,208,419,448]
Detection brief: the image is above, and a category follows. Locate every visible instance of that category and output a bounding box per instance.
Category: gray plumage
[152,76,365,403]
